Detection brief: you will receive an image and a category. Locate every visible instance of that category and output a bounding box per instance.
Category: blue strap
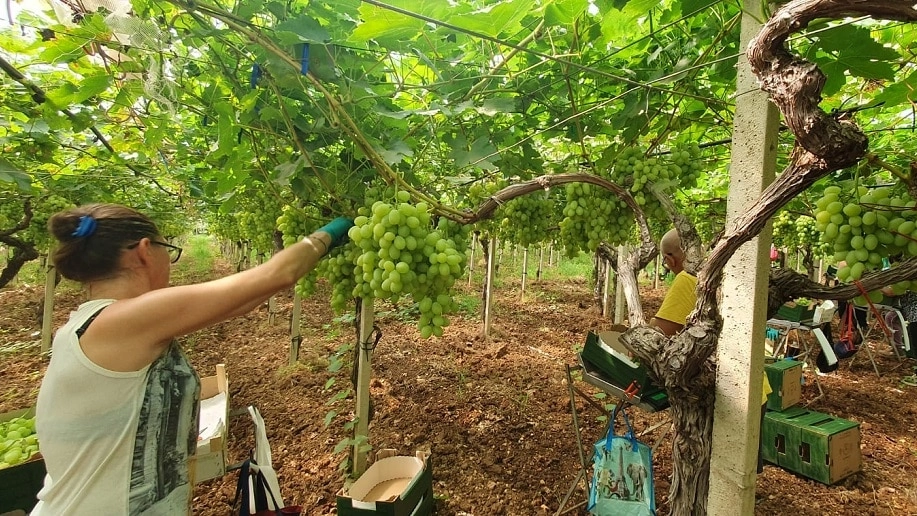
[604,404,638,452]
[300,44,310,75]
[250,63,262,89]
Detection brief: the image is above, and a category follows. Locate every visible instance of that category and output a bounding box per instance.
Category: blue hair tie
[72,215,97,237]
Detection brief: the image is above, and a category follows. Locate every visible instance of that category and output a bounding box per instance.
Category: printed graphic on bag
[588,409,655,516]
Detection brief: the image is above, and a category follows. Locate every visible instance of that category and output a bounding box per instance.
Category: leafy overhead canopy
[0,0,915,257]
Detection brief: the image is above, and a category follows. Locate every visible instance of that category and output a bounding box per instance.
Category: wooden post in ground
[602,258,613,318]
[352,298,375,476]
[654,253,661,289]
[289,289,302,365]
[613,245,626,325]
[467,233,476,287]
[483,238,497,337]
[708,1,779,512]
[521,248,529,300]
[41,255,55,354]
[537,247,544,281]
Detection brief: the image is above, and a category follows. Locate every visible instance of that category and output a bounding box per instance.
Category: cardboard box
[581,331,655,392]
[578,355,669,413]
[792,411,861,484]
[764,360,802,411]
[0,407,45,515]
[193,364,229,484]
[762,408,861,484]
[762,406,806,470]
[337,451,433,516]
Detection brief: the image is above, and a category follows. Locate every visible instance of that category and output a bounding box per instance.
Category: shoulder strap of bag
[232,459,282,516]
[252,465,282,514]
[603,404,638,452]
[231,459,252,516]
[842,302,855,341]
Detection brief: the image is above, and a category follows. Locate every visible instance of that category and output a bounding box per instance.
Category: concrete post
[707,2,780,513]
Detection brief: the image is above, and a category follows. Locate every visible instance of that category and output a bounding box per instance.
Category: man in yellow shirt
[650,228,771,473]
[651,228,698,335]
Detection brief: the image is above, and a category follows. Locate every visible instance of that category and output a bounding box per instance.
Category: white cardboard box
[337,450,433,515]
[193,364,229,484]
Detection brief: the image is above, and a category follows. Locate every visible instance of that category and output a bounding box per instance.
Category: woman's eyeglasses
[128,240,183,264]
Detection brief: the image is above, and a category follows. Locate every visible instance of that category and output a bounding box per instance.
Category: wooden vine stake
[482,237,497,337]
[602,258,613,318]
[41,255,55,354]
[352,298,375,476]
[288,289,302,365]
[467,232,476,287]
[653,254,661,289]
[520,248,528,300]
[613,246,627,325]
[537,247,544,282]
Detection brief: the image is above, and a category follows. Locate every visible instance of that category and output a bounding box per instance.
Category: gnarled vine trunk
[623,2,917,515]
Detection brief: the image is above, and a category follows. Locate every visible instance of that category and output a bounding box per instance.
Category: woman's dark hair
[48,203,161,282]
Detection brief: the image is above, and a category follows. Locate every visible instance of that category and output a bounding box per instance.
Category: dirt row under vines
[1,258,915,515]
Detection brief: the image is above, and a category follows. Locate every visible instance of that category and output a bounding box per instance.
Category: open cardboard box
[193,363,229,484]
[337,450,433,516]
[0,407,45,515]
[581,327,652,389]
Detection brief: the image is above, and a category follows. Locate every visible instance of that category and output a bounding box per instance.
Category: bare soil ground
[1,258,916,515]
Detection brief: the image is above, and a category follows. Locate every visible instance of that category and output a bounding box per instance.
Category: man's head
[660,228,685,274]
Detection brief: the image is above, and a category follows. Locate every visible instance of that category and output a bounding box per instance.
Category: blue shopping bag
[588,408,656,516]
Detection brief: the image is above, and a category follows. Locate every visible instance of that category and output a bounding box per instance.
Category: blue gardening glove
[318,217,355,249]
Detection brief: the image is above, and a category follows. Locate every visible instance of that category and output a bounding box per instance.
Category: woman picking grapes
[31,203,352,515]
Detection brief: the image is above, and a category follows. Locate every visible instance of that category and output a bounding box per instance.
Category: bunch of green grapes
[207,211,244,243]
[813,183,917,302]
[558,181,634,255]
[604,143,704,226]
[347,188,469,338]
[772,211,829,258]
[466,179,506,238]
[667,142,703,188]
[0,195,17,229]
[498,190,556,248]
[22,195,74,250]
[317,242,360,311]
[609,148,669,223]
[277,205,322,296]
[236,188,283,255]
